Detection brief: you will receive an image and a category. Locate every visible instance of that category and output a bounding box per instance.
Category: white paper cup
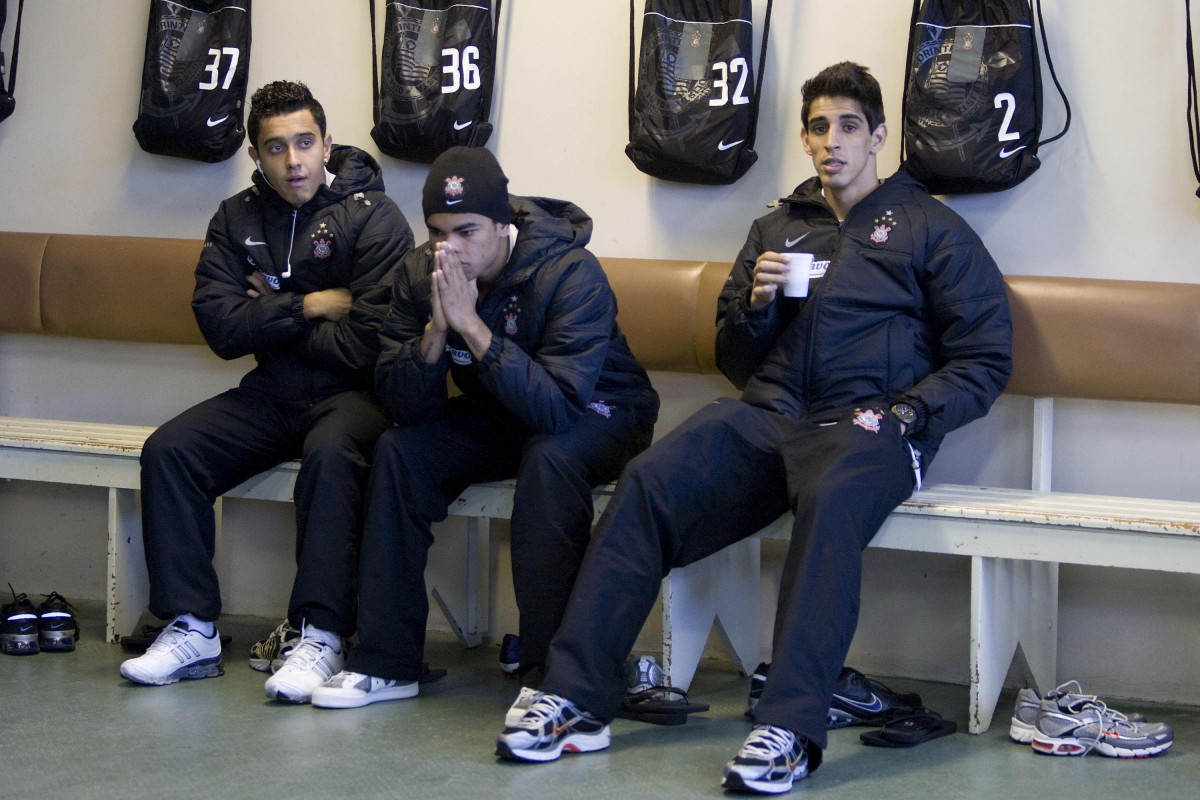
[783,252,813,298]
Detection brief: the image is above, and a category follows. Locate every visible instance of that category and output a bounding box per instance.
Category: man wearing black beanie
[312,147,660,715]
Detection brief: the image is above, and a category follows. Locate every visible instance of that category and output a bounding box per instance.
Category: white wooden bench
[0,416,509,649]
[4,230,1199,737]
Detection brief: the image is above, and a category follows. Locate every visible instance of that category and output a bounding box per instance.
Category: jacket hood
[251,144,386,211]
[503,195,594,283]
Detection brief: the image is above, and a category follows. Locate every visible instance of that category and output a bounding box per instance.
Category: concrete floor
[2,600,1198,799]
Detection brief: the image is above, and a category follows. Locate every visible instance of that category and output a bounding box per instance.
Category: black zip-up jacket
[377,196,660,434]
[192,145,414,401]
[716,171,1012,461]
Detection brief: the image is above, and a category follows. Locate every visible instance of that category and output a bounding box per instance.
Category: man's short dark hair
[800,62,885,133]
[246,81,327,149]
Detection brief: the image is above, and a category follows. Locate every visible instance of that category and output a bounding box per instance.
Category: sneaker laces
[146,620,196,654]
[740,725,796,759]
[284,623,338,671]
[520,694,580,728]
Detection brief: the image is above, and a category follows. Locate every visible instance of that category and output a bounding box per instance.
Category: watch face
[892,404,916,424]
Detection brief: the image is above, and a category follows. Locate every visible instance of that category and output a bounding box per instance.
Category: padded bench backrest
[1006,275,1200,405]
[0,231,205,345]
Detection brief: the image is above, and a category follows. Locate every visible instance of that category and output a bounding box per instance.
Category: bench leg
[969,556,1059,734]
[106,487,149,643]
[661,538,761,691]
[430,516,491,649]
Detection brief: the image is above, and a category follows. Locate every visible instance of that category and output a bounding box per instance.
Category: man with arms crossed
[496,62,1012,794]
[311,147,659,710]
[120,81,413,704]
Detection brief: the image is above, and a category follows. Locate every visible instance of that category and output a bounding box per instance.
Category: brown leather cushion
[39,234,206,345]
[601,257,722,373]
[0,231,49,334]
[1006,275,1200,404]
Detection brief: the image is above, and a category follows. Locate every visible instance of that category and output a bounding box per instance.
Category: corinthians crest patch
[444,174,466,199]
[870,210,897,245]
[852,408,884,433]
[311,221,335,259]
[502,295,521,336]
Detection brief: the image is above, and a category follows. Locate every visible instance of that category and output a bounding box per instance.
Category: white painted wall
[1,1,1198,705]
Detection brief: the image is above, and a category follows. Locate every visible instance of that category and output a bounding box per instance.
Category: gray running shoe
[1031,683,1173,758]
[1013,681,1152,745]
[626,654,666,694]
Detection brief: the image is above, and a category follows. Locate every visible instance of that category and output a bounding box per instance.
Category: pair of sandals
[859,708,957,747]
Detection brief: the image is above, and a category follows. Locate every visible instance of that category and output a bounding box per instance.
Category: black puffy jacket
[377,196,659,434]
[192,145,414,400]
[716,171,1012,461]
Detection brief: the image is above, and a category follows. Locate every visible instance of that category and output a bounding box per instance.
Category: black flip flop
[859,710,957,747]
[617,686,710,726]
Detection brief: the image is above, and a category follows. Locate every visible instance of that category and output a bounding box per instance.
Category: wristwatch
[890,402,917,427]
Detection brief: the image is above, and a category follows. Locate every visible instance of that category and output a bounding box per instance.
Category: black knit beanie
[422,146,510,224]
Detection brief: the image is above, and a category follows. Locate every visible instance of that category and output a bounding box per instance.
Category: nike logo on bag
[717,139,744,151]
[453,120,473,130]
[244,237,267,247]
[785,233,810,247]
[999,145,1027,159]
[206,115,230,127]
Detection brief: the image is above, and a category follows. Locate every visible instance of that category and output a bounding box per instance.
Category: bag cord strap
[746,0,773,150]
[1035,0,1071,146]
[370,0,379,126]
[1188,0,1200,194]
[1,0,24,98]
[900,0,922,164]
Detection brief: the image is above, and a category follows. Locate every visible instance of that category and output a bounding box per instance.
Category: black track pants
[346,397,652,682]
[140,387,387,635]
[540,398,916,750]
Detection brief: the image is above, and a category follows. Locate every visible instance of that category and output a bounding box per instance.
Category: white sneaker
[120,617,224,685]
[263,623,345,704]
[505,686,543,727]
[311,670,418,709]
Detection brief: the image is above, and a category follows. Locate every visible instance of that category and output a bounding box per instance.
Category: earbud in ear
[256,160,263,171]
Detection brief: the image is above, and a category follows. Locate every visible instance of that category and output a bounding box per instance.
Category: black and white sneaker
[496,692,610,762]
[722,724,809,794]
[826,667,922,728]
[1,585,39,656]
[36,591,80,652]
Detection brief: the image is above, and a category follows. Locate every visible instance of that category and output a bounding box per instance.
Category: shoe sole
[121,657,225,685]
[2,632,40,655]
[312,682,420,709]
[39,630,76,652]
[1094,739,1173,758]
[1009,718,1036,744]
[721,764,806,794]
[495,729,611,762]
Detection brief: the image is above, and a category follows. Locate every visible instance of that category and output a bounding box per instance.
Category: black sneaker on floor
[499,633,519,675]
[2,585,40,655]
[827,666,923,728]
[36,591,80,652]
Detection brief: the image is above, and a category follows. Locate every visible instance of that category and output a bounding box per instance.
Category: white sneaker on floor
[264,623,345,704]
[505,686,543,727]
[120,617,224,685]
[311,670,418,709]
